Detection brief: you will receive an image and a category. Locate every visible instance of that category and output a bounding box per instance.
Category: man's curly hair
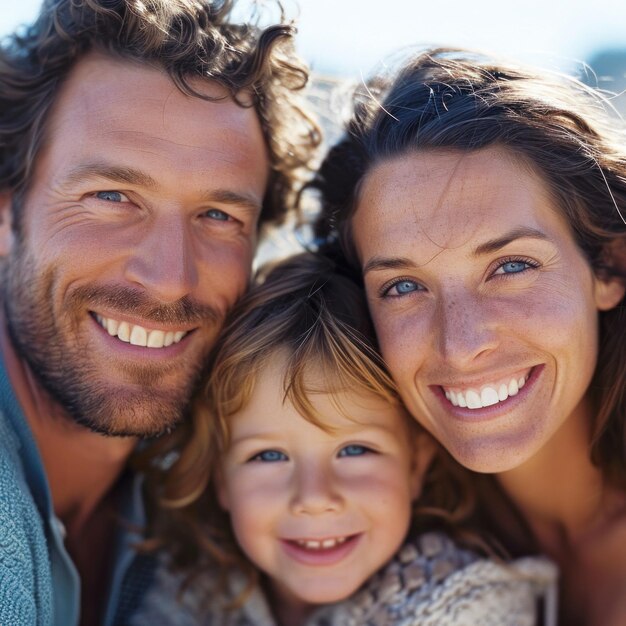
[0,0,320,229]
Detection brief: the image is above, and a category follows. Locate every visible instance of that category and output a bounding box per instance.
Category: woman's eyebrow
[473,227,550,256]
[362,256,414,275]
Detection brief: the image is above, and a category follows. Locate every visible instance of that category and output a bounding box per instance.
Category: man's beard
[1,244,220,438]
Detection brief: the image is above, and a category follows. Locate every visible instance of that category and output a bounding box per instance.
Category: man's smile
[93,313,191,348]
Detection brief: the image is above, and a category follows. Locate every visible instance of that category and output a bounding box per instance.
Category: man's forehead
[49,51,251,129]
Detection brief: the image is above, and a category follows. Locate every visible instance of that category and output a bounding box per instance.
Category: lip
[431,365,544,423]
[280,533,362,567]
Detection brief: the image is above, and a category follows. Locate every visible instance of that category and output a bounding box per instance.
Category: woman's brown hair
[309,48,626,486]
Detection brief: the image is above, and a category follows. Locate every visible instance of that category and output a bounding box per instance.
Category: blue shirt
[0,353,152,625]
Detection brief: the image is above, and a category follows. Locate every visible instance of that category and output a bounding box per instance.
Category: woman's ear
[595,240,626,311]
[409,429,437,501]
[0,193,13,256]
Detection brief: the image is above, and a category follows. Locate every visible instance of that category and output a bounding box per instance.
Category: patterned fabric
[131,532,558,626]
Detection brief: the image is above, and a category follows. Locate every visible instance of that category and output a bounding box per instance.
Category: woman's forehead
[351,147,567,261]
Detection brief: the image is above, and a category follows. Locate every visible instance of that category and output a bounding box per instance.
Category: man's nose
[289,462,343,516]
[124,214,198,303]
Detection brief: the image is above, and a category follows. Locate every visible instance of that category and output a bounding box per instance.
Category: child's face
[216,357,431,612]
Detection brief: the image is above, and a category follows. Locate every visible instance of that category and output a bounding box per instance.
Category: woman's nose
[435,291,500,368]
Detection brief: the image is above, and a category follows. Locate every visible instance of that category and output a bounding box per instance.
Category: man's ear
[409,429,437,501]
[0,193,14,256]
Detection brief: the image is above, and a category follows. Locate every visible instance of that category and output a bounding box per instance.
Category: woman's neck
[496,396,624,558]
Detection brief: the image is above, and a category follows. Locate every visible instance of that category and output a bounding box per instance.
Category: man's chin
[67,390,189,438]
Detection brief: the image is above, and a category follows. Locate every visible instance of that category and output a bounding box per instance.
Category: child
[132,252,557,626]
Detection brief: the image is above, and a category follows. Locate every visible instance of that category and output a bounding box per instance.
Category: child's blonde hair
[140,252,478,600]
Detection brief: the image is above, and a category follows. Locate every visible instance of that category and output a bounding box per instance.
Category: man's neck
[0,317,136,535]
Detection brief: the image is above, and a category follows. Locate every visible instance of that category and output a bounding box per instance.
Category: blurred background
[3,0,625,118]
[2,0,625,256]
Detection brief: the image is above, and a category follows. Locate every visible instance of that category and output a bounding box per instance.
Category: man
[0,1,318,624]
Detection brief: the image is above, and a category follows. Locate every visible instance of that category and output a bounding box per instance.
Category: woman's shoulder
[319,532,558,626]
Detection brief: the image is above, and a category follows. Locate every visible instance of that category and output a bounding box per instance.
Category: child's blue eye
[338,444,370,457]
[250,449,288,462]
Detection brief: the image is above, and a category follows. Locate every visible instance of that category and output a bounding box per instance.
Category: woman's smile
[353,147,617,473]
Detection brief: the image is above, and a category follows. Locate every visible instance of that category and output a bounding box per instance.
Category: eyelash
[490,256,541,278]
[378,278,425,299]
[379,256,541,299]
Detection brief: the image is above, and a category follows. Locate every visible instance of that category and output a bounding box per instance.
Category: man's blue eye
[251,450,288,462]
[96,190,126,202]
[338,444,369,457]
[205,208,230,221]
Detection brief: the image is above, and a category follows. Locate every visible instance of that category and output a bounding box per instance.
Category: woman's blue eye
[388,280,421,296]
[496,261,531,274]
[338,444,370,457]
[205,208,230,221]
[250,450,288,462]
[96,190,127,202]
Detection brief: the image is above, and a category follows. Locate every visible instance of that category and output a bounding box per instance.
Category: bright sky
[2,0,626,79]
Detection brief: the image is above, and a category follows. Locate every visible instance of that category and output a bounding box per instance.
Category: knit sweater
[0,355,155,626]
[0,364,55,625]
[131,532,558,626]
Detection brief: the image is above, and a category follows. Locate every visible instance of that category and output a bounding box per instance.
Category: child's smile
[217,353,431,613]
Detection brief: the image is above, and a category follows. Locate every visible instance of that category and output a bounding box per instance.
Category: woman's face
[352,147,624,473]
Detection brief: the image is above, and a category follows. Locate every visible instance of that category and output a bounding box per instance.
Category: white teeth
[130,325,148,347]
[465,390,481,409]
[480,387,500,407]
[117,321,131,342]
[498,384,508,402]
[443,374,529,410]
[94,314,189,349]
[147,330,166,348]
[296,536,347,550]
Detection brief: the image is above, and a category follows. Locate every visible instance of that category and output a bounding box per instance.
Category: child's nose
[289,464,343,516]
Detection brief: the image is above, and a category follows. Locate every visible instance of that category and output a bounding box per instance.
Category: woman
[310,49,626,625]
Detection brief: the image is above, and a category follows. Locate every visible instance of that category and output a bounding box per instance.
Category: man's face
[1,53,269,437]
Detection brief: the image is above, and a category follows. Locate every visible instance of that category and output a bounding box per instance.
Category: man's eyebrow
[63,164,262,213]
[201,189,262,215]
[63,163,158,188]
[473,227,551,256]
